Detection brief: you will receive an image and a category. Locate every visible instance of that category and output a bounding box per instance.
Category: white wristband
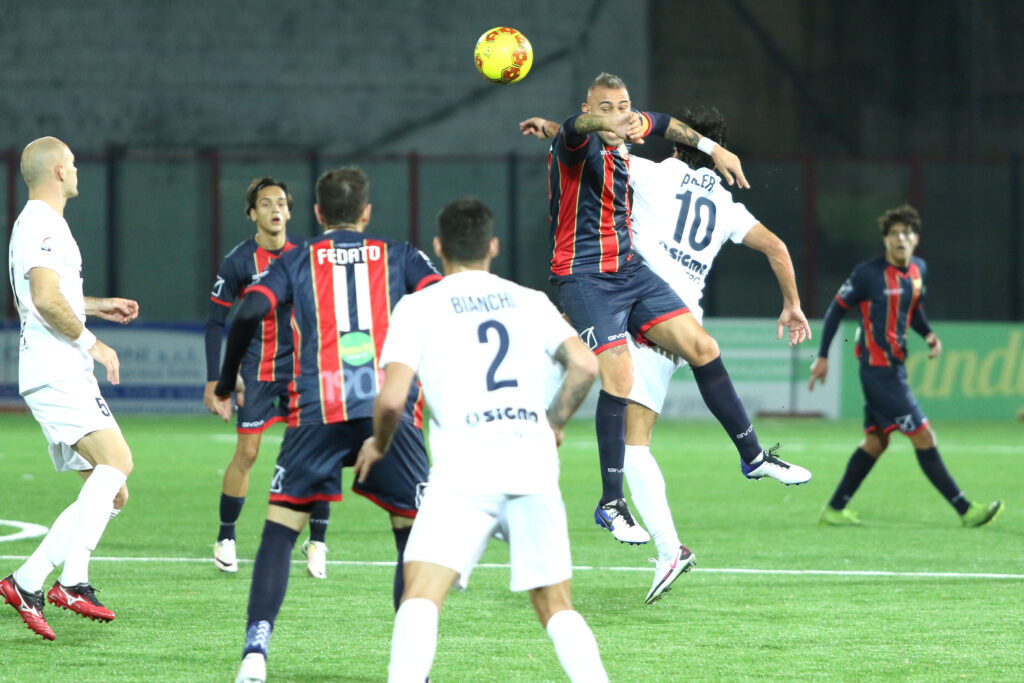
[73,327,96,349]
[697,137,717,155]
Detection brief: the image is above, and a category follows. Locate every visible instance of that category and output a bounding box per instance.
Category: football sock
[15,502,77,593]
[828,448,877,510]
[545,609,609,683]
[243,619,273,658]
[690,356,762,463]
[246,521,299,627]
[219,494,245,541]
[388,598,438,682]
[61,464,126,586]
[308,500,330,544]
[391,525,411,611]
[623,445,680,563]
[915,447,969,514]
[595,390,629,504]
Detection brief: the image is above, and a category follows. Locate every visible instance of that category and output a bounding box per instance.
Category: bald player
[2,137,139,641]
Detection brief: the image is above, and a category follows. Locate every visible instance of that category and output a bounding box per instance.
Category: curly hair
[877,204,921,236]
[672,106,728,170]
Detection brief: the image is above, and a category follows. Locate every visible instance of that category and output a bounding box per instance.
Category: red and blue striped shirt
[546,111,670,276]
[248,229,441,427]
[207,238,296,382]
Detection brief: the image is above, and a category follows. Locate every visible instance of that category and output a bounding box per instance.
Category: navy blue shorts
[236,376,289,434]
[859,364,929,435]
[554,262,688,354]
[268,418,428,517]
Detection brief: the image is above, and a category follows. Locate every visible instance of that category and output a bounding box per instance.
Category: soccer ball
[473,27,533,84]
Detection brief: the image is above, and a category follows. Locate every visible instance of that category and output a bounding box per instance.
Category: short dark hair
[437,197,494,263]
[245,177,293,216]
[316,166,370,226]
[672,106,728,170]
[878,204,921,236]
[588,72,627,94]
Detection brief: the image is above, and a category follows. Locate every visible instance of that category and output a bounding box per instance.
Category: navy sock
[828,448,877,510]
[391,525,411,611]
[308,500,330,544]
[596,390,629,504]
[690,356,761,463]
[219,494,245,541]
[246,520,299,642]
[915,447,968,514]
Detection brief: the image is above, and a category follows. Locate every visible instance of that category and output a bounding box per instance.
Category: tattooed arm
[664,116,749,188]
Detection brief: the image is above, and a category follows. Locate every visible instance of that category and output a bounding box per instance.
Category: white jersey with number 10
[380,270,577,496]
[628,155,759,321]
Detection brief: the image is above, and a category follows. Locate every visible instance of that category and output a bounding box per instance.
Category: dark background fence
[4,150,1021,323]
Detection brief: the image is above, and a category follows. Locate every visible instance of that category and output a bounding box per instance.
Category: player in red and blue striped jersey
[210,167,441,683]
[810,204,1002,528]
[203,177,333,579]
[522,73,810,547]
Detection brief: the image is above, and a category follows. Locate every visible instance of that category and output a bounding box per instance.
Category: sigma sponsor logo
[317,244,382,265]
[465,406,539,425]
[735,424,754,440]
[240,420,266,429]
[658,241,708,277]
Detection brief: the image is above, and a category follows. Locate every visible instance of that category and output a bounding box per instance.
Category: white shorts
[404,486,572,593]
[627,335,687,413]
[21,375,119,472]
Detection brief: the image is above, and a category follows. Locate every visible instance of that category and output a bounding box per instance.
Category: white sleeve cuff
[697,137,718,155]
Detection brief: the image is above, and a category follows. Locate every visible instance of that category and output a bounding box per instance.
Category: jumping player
[3,136,138,640]
[355,197,607,683]
[524,107,811,602]
[520,74,810,547]
[810,204,1002,527]
[210,166,441,683]
[204,177,331,579]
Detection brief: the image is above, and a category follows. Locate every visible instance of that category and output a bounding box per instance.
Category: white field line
[0,554,1021,580]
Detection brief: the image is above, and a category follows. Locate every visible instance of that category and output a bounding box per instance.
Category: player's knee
[114,486,129,510]
[909,427,936,449]
[530,582,573,627]
[233,444,260,469]
[692,332,720,364]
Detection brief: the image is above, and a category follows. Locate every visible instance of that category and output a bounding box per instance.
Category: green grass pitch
[0,413,1021,681]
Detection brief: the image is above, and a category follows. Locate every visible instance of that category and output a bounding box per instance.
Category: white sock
[388,598,438,682]
[624,445,681,563]
[14,502,77,593]
[545,610,608,683]
[60,464,127,586]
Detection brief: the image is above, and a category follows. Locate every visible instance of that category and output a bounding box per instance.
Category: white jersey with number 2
[628,155,758,321]
[380,270,577,496]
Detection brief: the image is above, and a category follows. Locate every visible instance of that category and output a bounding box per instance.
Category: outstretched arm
[85,296,139,324]
[664,116,749,188]
[741,224,810,347]
[519,117,559,140]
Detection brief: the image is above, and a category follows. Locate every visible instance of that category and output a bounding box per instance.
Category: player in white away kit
[625,108,811,602]
[522,109,811,603]
[2,137,138,640]
[355,198,608,683]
